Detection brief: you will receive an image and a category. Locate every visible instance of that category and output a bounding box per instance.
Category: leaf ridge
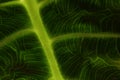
[0,29,33,48]
[0,1,22,7]
[52,33,120,43]
[22,0,64,80]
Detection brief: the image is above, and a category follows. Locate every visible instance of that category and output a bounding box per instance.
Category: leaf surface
[0,0,120,80]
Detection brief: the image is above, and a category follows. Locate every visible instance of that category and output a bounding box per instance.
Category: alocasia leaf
[0,0,120,80]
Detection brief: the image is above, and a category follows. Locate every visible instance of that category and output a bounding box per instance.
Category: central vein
[22,0,64,80]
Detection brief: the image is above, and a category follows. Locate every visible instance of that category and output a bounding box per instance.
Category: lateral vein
[52,33,120,43]
[0,29,33,48]
[0,1,22,7]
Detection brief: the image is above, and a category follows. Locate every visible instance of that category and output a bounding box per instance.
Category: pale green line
[0,29,34,48]
[38,0,58,9]
[0,1,22,7]
[22,0,64,80]
[52,33,120,43]
[38,0,50,10]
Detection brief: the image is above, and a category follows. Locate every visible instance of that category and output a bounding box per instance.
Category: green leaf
[0,0,120,80]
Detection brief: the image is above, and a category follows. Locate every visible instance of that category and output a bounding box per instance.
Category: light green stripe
[22,0,64,80]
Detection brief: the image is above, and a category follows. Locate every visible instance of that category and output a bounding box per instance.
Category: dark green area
[41,0,120,37]
[53,38,120,79]
[0,5,31,40]
[0,34,50,80]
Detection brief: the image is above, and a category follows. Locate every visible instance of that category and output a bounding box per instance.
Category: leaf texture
[0,0,120,80]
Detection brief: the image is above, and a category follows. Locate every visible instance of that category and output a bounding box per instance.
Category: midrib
[22,0,64,80]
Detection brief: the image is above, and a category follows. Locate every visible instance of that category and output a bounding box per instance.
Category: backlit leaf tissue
[0,0,120,80]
